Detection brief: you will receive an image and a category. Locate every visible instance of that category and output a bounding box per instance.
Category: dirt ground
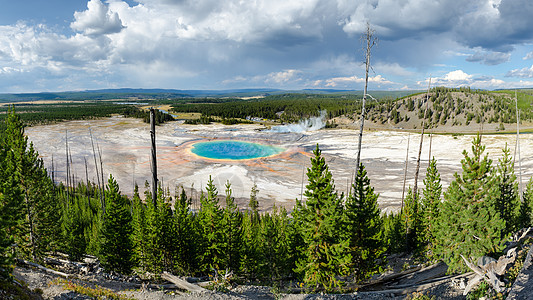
[14,264,465,300]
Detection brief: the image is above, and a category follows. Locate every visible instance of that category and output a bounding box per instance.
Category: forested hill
[347,87,533,132]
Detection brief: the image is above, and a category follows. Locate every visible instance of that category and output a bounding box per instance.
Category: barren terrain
[26,117,533,213]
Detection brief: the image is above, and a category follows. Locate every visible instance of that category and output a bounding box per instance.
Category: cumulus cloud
[524,52,533,60]
[324,75,393,87]
[1,0,533,91]
[466,51,510,65]
[429,70,517,89]
[71,0,124,36]
[341,0,533,52]
[266,70,302,84]
[506,65,533,78]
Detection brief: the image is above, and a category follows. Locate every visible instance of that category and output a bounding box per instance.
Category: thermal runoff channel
[191,140,285,160]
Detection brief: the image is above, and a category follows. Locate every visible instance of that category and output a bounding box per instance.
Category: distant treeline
[171,94,364,122]
[0,103,173,126]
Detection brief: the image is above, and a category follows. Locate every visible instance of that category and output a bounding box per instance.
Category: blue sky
[1,0,533,93]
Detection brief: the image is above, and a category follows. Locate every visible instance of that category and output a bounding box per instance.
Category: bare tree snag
[355,22,376,172]
[413,77,431,198]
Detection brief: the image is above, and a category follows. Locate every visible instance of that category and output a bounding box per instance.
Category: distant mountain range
[0,88,419,102]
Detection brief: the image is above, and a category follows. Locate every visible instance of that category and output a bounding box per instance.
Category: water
[191,140,285,160]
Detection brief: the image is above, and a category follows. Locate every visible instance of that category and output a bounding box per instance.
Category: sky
[1,0,533,93]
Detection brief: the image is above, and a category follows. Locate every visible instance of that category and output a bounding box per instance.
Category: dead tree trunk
[514,91,523,201]
[401,133,410,209]
[413,77,431,198]
[150,108,158,206]
[355,22,376,173]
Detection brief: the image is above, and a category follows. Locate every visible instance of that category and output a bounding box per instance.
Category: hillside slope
[335,87,533,133]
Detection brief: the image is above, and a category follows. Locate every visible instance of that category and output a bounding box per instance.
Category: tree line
[0,103,173,126]
[1,108,533,294]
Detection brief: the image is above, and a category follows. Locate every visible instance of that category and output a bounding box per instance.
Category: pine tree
[295,144,350,291]
[99,175,133,274]
[344,164,385,282]
[259,205,291,283]
[131,185,149,271]
[420,157,441,254]
[145,186,176,273]
[495,144,520,235]
[63,194,88,261]
[173,187,196,275]
[434,135,505,273]
[240,185,262,278]
[404,188,423,254]
[518,178,533,229]
[0,110,24,280]
[222,182,243,274]
[2,108,61,261]
[198,176,225,273]
[383,211,405,254]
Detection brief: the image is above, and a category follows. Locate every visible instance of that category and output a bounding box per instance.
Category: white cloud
[524,51,533,60]
[428,69,524,89]
[506,65,533,78]
[71,0,124,36]
[324,75,393,87]
[444,70,472,81]
[266,70,302,84]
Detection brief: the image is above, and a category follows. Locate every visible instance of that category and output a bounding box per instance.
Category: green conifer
[518,178,533,228]
[434,135,505,273]
[240,185,262,278]
[198,176,225,273]
[222,182,243,274]
[99,175,133,274]
[344,164,385,282]
[295,144,350,291]
[173,187,196,275]
[421,157,441,254]
[131,185,149,270]
[260,205,291,283]
[495,144,520,235]
[0,110,24,280]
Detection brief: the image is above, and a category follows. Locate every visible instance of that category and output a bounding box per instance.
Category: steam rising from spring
[269,110,327,133]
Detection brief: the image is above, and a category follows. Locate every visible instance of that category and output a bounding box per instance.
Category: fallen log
[358,272,474,296]
[390,261,448,287]
[161,271,208,293]
[18,259,71,279]
[357,265,423,290]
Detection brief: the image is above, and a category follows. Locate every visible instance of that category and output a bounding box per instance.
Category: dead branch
[161,271,208,293]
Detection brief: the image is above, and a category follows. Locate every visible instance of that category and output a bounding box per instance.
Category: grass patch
[53,279,135,300]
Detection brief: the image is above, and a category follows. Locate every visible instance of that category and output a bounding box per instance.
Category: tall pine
[495,144,520,235]
[0,110,24,280]
[197,176,225,273]
[344,164,385,282]
[99,175,133,274]
[420,157,441,255]
[434,135,505,273]
[518,178,533,229]
[295,144,350,291]
[222,182,243,274]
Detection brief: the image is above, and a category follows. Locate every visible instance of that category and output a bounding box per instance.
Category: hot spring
[190,140,285,160]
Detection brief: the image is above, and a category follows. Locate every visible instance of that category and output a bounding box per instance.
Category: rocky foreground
[6,228,533,300]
